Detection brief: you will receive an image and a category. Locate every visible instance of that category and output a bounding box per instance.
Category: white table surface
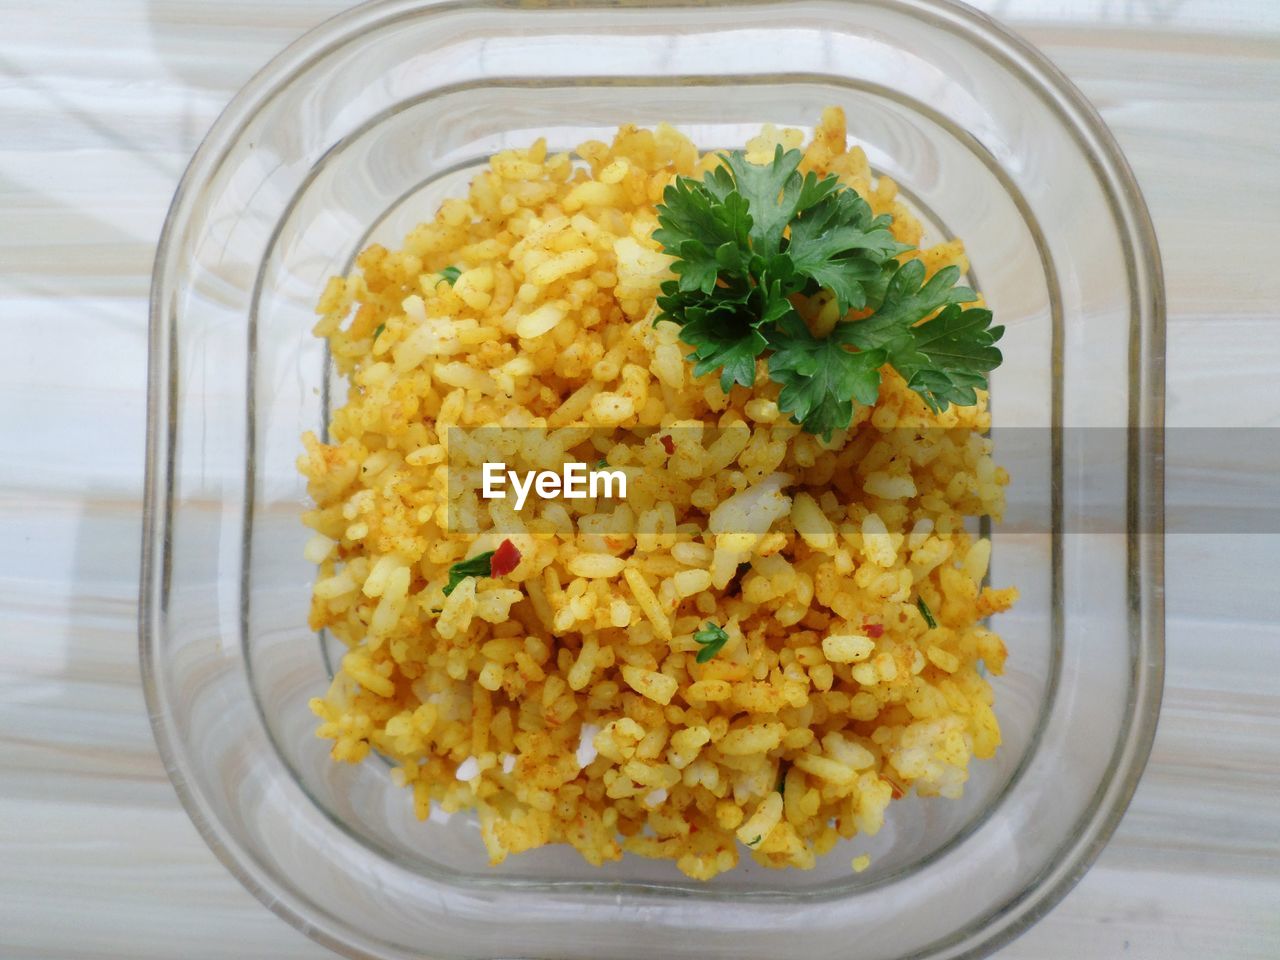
[2,1,1278,958]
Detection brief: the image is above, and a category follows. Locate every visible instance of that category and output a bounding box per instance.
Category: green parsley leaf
[887,302,1004,412]
[692,621,731,663]
[723,146,840,255]
[839,260,999,413]
[768,312,887,440]
[372,323,385,340]
[654,176,750,295]
[746,834,762,846]
[440,265,462,285]
[595,458,609,470]
[443,550,494,597]
[676,294,770,391]
[840,261,974,348]
[916,596,938,629]
[786,190,911,312]
[652,143,1003,434]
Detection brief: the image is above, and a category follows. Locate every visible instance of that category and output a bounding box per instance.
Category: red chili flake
[489,538,521,577]
[864,622,884,639]
[660,435,675,455]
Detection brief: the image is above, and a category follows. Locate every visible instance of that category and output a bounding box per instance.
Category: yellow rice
[300,108,1017,880]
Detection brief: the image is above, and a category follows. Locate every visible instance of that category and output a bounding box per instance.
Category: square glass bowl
[141,1,1164,958]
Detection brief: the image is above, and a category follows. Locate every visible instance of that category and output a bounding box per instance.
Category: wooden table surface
[2,1,1278,957]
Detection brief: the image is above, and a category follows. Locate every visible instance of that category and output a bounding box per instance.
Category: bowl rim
[141,1,1166,958]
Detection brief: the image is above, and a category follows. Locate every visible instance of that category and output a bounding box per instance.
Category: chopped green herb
[372,323,385,340]
[443,550,495,597]
[841,261,1004,414]
[594,458,609,470]
[652,147,1003,439]
[440,265,462,285]
[692,621,731,663]
[746,835,762,846]
[776,761,789,794]
[916,596,938,629]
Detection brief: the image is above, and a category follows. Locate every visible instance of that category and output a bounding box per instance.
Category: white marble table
[2,1,1277,957]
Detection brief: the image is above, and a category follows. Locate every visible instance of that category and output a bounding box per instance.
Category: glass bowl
[141,1,1165,958]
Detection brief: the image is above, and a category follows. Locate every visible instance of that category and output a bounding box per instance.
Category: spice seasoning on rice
[300,108,1017,880]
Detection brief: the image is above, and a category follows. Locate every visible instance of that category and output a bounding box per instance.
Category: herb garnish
[440,265,462,285]
[442,540,520,597]
[594,458,609,470]
[372,323,385,340]
[916,596,938,629]
[653,147,1004,438]
[443,550,495,597]
[693,622,731,663]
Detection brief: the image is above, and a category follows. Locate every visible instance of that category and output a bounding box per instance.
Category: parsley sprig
[653,146,1004,438]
